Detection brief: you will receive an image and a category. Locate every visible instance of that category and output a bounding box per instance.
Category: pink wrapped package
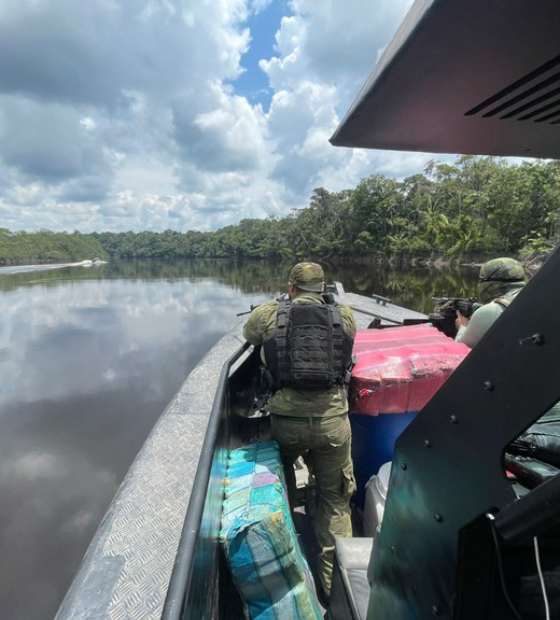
[350,324,469,416]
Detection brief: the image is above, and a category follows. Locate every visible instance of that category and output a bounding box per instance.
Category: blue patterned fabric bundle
[220,441,322,620]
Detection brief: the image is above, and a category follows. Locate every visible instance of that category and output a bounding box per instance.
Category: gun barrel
[237,303,260,317]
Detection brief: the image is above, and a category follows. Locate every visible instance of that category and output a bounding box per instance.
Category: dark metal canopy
[331,0,560,158]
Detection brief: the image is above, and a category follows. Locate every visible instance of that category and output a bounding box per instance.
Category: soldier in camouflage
[243,262,357,600]
[455,257,527,348]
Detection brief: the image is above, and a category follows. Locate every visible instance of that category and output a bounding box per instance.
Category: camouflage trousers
[270,413,356,596]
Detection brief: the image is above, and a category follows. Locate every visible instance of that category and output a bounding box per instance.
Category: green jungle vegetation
[2,156,560,264]
[0,229,107,264]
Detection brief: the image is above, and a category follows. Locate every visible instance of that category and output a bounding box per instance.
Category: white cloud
[172,81,269,174]
[0,0,423,233]
[262,0,425,200]
[263,0,414,106]
[249,0,274,15]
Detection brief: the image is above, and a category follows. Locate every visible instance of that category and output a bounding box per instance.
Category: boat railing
[162,340,259,620]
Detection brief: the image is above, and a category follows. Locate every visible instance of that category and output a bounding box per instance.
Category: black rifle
[237,292,333,317]
[432,296,482,319]
[236,304,260,317]
[429,296,483,339]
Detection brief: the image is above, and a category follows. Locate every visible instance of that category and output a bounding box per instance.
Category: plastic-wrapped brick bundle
[350,324,469,416]
[220,441,322,620]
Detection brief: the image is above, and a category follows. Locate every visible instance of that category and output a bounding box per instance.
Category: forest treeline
[2,156,560,264]
[0,229,107,264]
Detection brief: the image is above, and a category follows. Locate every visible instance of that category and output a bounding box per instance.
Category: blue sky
[0,0,427,233]
[233,0,291,108]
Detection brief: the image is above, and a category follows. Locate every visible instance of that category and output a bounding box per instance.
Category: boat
[54,285,429,620]
[55,2,560,619]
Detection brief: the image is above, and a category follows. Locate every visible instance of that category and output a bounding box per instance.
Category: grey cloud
[0,1,244,108]
[171,97,263,174]
[97,204,132,217]
[0,164,15,198]
[58,174,113,203]
[0,96,112,185]
[192,205,230,215]
[271,151,321,196]
[177,163,251,194]
[0,2,129,107]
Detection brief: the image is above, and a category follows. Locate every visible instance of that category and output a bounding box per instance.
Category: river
[0,258,478,619]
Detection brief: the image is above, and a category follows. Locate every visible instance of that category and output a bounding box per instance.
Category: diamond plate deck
[55,328,247,620]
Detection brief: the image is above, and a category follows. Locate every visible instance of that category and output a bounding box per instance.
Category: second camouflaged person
[243,262,357,603]
[455,257,527,348]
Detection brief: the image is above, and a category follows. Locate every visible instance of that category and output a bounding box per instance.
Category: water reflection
[325,262,479,314]
[0,258,478,619]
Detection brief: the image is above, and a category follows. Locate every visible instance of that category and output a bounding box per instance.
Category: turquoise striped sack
[220,441,322,620]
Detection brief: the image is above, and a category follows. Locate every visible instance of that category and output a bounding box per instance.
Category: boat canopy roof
[330,0,560,159]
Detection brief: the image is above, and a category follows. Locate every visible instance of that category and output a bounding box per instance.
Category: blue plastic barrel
[350,411,417,508]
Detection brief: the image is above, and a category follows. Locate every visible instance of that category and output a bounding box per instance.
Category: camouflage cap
[288,262,325,293]
[478,257,526,303]
[479,257,526,283]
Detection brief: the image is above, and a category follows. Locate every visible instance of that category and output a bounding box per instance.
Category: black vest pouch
[264,299,353,392]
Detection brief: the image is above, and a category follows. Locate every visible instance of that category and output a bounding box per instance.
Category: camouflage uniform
[456,257,526,348]
[456,256,560,445]
[243,262,357,597]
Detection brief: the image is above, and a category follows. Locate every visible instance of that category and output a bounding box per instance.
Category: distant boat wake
[0,259,107,276]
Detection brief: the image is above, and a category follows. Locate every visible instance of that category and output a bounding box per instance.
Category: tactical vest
[263,297,354,392]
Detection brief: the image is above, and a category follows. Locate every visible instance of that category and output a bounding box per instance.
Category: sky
[0,0,433,233]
